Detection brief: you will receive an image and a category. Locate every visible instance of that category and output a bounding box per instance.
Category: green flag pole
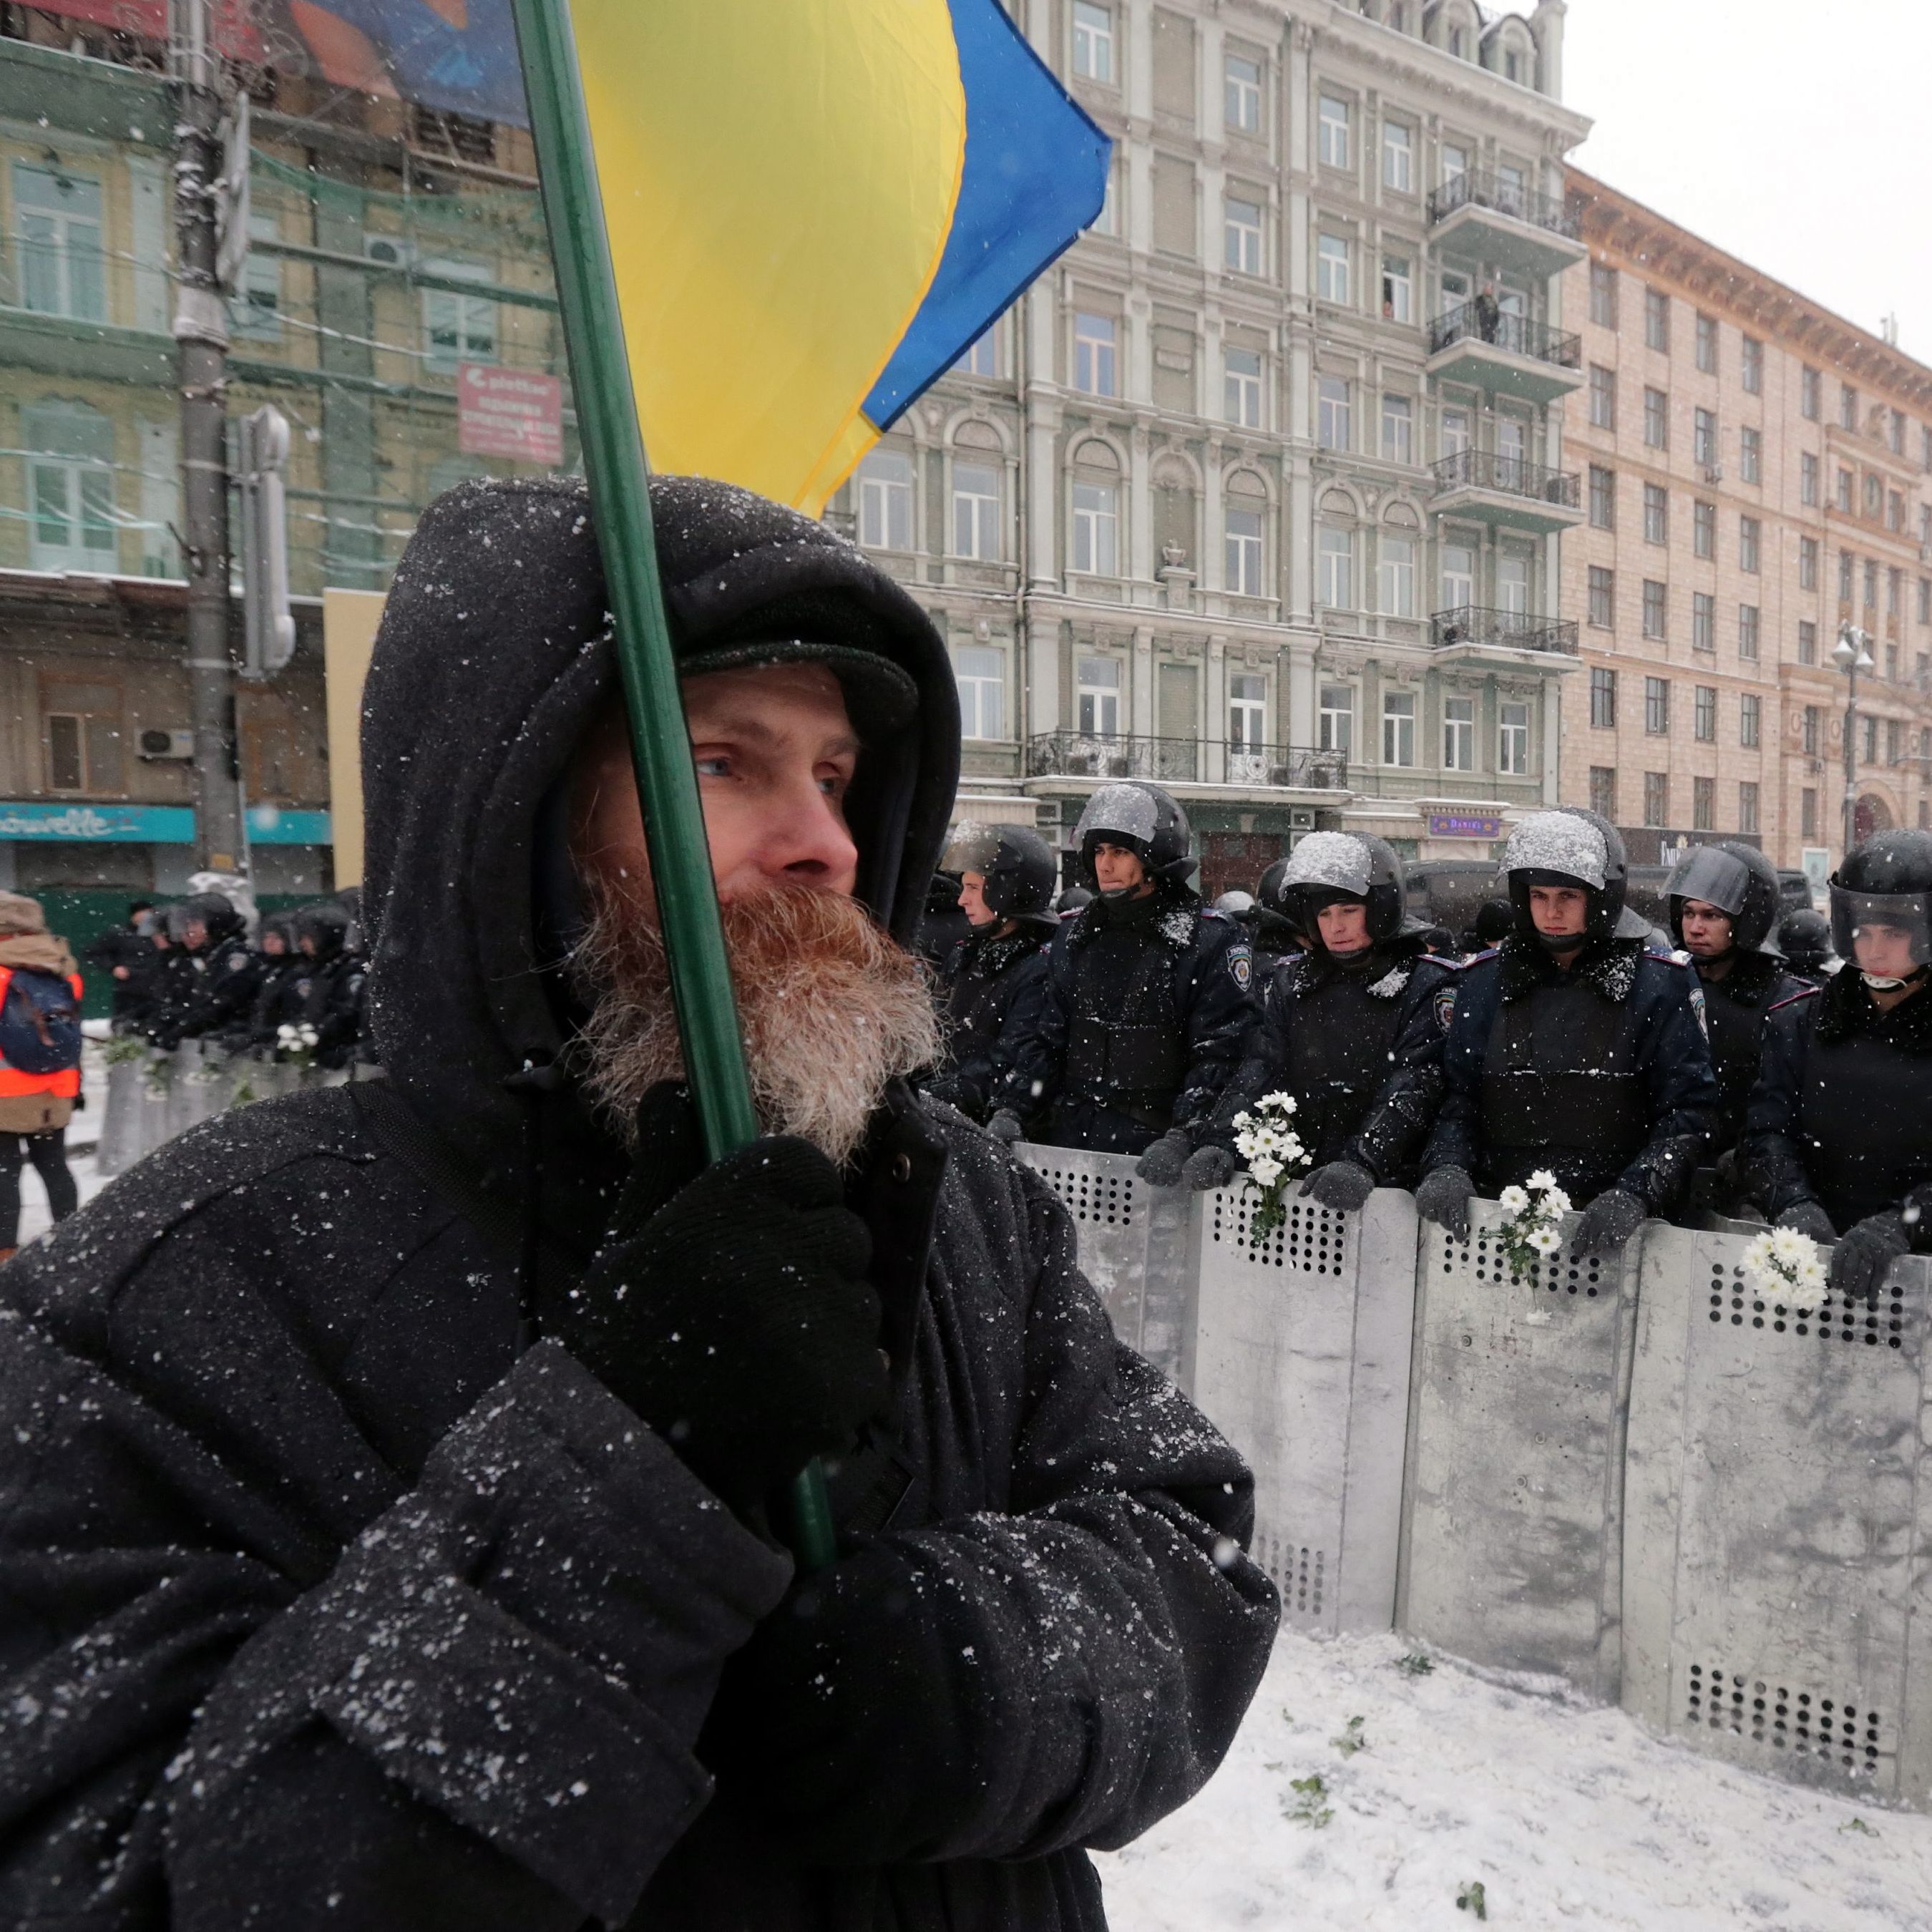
[509,0,836,1572]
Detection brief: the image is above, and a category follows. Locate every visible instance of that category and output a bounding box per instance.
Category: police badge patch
[1229,943,1253,991]
[1433,984,1459,1033]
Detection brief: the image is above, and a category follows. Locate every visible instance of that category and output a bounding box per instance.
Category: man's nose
[758,778,859,885]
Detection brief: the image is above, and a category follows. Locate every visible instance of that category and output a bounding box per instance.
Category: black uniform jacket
[0,476,1277,1932]
[1692,948,1808,1155]
[920,924,1051,1123]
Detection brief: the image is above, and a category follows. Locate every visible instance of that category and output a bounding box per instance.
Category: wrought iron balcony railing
[1426,167,1581,240]
[1428,300,1581,367]
[1430,604,1579,655]
[1025,732,1349,789]
[1432,447,1581,508]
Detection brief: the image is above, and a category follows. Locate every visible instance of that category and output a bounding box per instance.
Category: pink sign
[457,364,565,467]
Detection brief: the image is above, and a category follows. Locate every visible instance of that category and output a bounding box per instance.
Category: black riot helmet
[1055,884,1093,916]
[292,900,350,961]
[1214,889,1256,920]
[177,890,245,951]
[1667,841,1782,955]
[1072,781,1195,896]
[1551,805,1636,938]
[1777,908,1834,977]
[1501,810,1620,945]
[1829,829,1932,983]
[945,821,1059,930]
[1267,830,1405,950]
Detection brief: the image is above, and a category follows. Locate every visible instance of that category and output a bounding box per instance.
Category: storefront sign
[1425,810,1504,839]
[246,806,333,846]
[0,801,195,842]
[458,362,565,464]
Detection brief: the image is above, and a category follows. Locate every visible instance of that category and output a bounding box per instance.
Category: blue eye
[695,756,731,778]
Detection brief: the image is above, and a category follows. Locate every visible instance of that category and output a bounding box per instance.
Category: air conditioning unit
[1703,464,1724,485]
[137,728,194,761]
[364,235,414,270]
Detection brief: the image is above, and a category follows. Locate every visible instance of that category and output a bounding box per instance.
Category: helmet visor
[1830,887,1932,973]
[1667,847,1750,917]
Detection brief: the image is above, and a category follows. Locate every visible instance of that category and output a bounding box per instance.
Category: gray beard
[570,877,943,1169]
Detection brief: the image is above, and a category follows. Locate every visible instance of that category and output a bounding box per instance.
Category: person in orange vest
[0,892,82,1262]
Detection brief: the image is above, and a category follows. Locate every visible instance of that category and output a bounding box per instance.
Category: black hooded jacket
[920,923,1053,1124]
[0,476,1275,1931]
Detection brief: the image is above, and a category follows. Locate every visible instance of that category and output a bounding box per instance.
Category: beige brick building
[1559,172,1932,878]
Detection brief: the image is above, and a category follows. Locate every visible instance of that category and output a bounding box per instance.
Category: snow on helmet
[1667,841,1782,955]
[1271,831,1404,949]
[1214,889,1256,917]
[1830,829,1932,981]
[945,821,1059,927]
[1073,781,1194,894]
[1502,811,1620,944]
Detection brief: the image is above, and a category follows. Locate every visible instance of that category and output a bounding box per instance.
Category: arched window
[951,421,1004,560]
[1224,469,1269,597]
[1071,440,1121,576]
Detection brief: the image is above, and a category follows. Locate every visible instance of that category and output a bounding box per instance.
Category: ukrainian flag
[568,0,1109,513]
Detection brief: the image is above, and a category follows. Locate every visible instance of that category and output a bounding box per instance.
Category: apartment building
[832,0,1589,892]
[1561,171,1932,875]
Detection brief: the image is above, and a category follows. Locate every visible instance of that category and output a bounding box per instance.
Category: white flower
[1280,1135,1307,1166]
[1742,1231,1775,1271]
[1542,1187,1571,1218]
[1260,1093,1297,1113]
[1498,1185,1531,1215]
[1770,1227,1810,1267]
[1527,1225,1561,1256]
[1527,1169,1558,1194]
[1231,1112,1254,1132]
[1249,1155,1284,1189]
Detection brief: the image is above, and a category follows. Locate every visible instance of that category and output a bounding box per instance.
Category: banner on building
[0,801,195,842]
[457,362,564,464]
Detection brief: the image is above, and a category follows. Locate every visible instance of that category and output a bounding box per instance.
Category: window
[1224,196,1264,275]
[1798,619,1818,665]
[1224,346,1262,426]
[1893,409,1908,457]
[1440,141,1469,184]
[1590,365,1616,430]
[1740,426,1761,484]
[952,460,1001,560]
[1800,536,1818,590]
[1224,52,1262,132]
[1317,233,1351,305]
[1590,766,1617,820]
[1800,452,1819,507]
[1589,666,1617,728]
[24,401,116,573]
[1922,580,1932,625]
[1692,499,1715,559]
[857,449,914,550]
[1318,375,1352,451]
[1865,557,1880,607]
[1645,287,1670,352]
[1381,255,1413,324]
[1890,718,1904,765]
[1073,1,1114,82]
[1802,706,1820,756]
[233,212,283,341]
[1692,776,1714,831]
[1644,771,1669,826]
[1738,603,1760,659]
[952,645,1005,740]
[1088,161,1119,237]
[1076,655,1121,736]
[1888,640,1901,679]
[1840,383,1859,431]
[1498,701,1530,776]
[1890,567,1904,618]
[40,679,122,794]
[1071,479,1119,575]
[1319,94,1352,169]
[1225,505,1264,596]
[1443,695,1475,771]
[1740,692,1760,747]
[1589,262,1617,328]
[1693,407,1717,468]
[1440,407,1470,459]
[1839,550,1855,600]
[1694,686,1717,741]
[1440,540,1475,608]
[422,258,496,372]
[1865,472,1883,519]
[14,162,104,321]
[1863,715,1878,764]
[1319,684,1354,756]
[1073,312,1118,396]
[1588,566,1614,629]
[1378,533,1415,615]
[1890,490,1906,534]
[1643,579,1668,640]
[1739,781,1760,834]
[1228,672,1266,749]
[1692,592,1714,653]
[1381,691,1415,766]
[1644,483,1669,545]
[1695,312,1717,373]
[1802,789,1819,841]
[1740,516,1761,574]
[1382,121,1413,191]
[1924,425,1932,473]
[1497,553,1530,616]
[1317,524,1354,606]
[1742,336,1763,393]
[1381,393,1413,464]
[1645,676,1670,733]
[1800,366,1821,418]
[1644,386,1669,449]
[1836,467,1855,514]
[1589,465,1616,530]
[954,323,1000,376]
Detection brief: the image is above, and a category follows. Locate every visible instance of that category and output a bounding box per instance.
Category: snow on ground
[1096,1628,1932,1932]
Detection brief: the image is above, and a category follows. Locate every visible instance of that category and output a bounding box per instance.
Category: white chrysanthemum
[1498,1185,1531,1215]
[1543,1187,1572,1218]
[1260,1092,1297,1113]
[1232,1111,1253,1131]
[1770,1227,1812,1267]
[1527,1225,1561,1256]
[1281,1135,1307,1166]
[1249,1155,1284,1188]
[1527,1169,1558,1193]
[1742,1231,1775,1271]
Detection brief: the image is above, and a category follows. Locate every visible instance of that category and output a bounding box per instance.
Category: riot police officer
[1666,841,1807,1163]
[1775,907,1837,985]
[1745,830,1932,1300]
[1415,811,1719,1256]
[152,892,263,1049]
[920,823,1057,1127]
[1196,832,1462,1204]
[1008,781,1256,1162]
[1248,857,1307,962]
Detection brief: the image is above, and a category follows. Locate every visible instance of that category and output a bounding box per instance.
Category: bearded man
[0,477,1277,1932]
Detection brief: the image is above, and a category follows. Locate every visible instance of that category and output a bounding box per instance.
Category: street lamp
[1833,620,1876,859]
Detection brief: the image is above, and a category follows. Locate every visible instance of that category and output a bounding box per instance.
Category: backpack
[0,968,82,1077]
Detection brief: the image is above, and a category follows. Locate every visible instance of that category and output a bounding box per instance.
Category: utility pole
[170,0,245,873]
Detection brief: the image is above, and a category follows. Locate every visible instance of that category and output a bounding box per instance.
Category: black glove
[535,1083,887,1516]
[1829,1210,1910,1307]
[1180,1143,1238,1191]
[1414,1165,1473,1241]
[1300,1159,1375,1212]
[71,1088,86,1113]
[985,1108,1024,1146]
[1135,1128,1193,1186]
[1776,1199,1838,1245]
[1571,1186,1646,1259]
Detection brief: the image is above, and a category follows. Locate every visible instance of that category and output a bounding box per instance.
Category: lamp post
[1834,620,1876,861]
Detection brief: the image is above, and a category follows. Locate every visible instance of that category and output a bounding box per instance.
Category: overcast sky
[1562,0,1931,362]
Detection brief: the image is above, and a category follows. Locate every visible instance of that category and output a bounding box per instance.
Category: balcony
[1025,732,1349,791]
[1425,301,1583,406]
[1430,603,1579,660]
[1431,448,1582,536]
[1427,168,1586,280]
